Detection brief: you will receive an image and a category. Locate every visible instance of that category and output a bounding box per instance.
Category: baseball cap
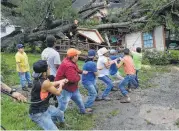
[97,47,109,56]
[17,44,24,49]
[32,60,48,78]
[88,49,96,58]
[67,48,81,57]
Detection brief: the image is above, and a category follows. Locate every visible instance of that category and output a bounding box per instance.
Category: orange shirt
[121,55,135,75]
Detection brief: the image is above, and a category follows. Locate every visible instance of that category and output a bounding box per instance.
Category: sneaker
[22,87,29,91]
[111,88,118,91]
[102,97,111,101]
[95,97,102,101]
[80,108,93,115]
[126,88,132,93]
[85,108,93,112]
[28,83,33,88]
[120,96,131,103]
[56,122,70,128]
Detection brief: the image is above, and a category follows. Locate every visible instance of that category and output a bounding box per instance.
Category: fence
[54,39,120,60]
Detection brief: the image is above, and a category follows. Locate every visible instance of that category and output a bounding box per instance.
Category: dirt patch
[139,104,179,124]
[92,66,179,130]
[12,66,179,130]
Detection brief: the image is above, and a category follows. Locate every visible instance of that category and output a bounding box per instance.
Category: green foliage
[53,0,78,20]
[15,0,48,29]
[142,50,171,65]
[11,0,77,29]
[80,19,101,28]
[25,43,42,53]
[169,50,179,60]
[106,0,179,32]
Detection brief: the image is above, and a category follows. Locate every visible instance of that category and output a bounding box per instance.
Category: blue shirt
[109,55,118,75]
[82,61,97,84]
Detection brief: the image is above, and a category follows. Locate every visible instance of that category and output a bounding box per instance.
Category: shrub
[169,50,179,60]
[142,50,171,65]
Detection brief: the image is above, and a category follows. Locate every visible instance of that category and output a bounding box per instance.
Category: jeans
[18,71,32,88]
[135,70,139,84]
[29,105,64,130]
[82,81,98,108]
[98,75,113,98]
[110,72,124,80]
[57,89,86,113]
[118,74,138,96]
[128,70,140,88]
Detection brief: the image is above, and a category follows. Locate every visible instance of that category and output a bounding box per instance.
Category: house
[124,26,166,51]
[77,28,104,44]
[1,16,22,39]
[0,18,15,38]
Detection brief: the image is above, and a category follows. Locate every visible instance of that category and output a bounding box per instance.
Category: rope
[1,125,6,130]
[1,89,53,104]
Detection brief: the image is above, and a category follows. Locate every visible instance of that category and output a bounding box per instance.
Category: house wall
[153,26,165,51]
[125,32,142,49]
[0,25,15,38]
[124,26,165,51]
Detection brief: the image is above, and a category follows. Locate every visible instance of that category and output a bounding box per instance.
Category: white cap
[97,47,109,56]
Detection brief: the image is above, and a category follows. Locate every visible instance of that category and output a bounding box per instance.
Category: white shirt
[41,47,61,76]
[97,56,109,77]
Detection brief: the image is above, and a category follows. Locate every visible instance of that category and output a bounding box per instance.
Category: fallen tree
[96,16,148,29]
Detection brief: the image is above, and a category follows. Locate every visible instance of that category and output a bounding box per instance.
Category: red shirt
[55,57,82,92]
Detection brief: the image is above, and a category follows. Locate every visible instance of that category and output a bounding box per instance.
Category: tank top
[29,78,50,114]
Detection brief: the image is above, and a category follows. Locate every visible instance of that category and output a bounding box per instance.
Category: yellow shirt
[15,52,30,72]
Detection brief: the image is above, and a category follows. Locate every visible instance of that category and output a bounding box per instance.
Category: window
[143,32,153,48]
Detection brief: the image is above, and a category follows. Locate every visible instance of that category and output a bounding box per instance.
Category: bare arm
[51,79,68,87]
[42,80,64,96]
[115,61,124,68]
[1,82,12,92]
[94,72,98,76]
[1,82,27,102]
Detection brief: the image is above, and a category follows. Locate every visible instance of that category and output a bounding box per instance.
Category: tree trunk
[95,16,147,29]
[78,0,96,12]
[78,2,106,14]
[24,24,77,42]
[80,6,105,19]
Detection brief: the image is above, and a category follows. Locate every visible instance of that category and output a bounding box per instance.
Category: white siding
[125,32,142,49]
[154,26,165,51]
[0,25,15,38]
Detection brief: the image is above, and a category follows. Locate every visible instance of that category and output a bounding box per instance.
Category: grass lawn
[1,53,170,130]
[1,53,95,130]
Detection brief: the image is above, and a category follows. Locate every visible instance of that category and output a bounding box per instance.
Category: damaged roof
[77,28,104,44]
